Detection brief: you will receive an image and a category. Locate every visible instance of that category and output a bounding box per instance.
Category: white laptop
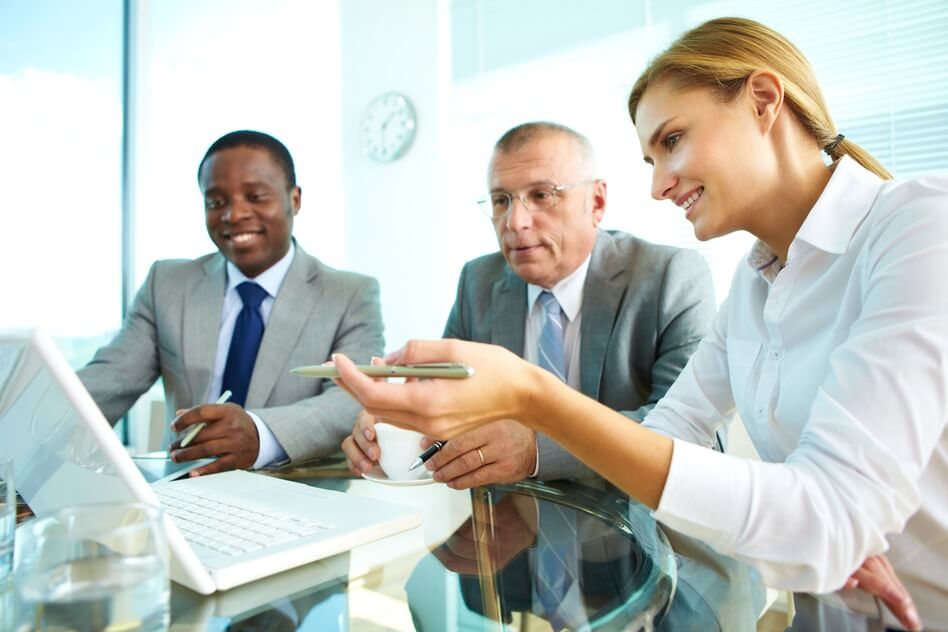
[0,329,421,594]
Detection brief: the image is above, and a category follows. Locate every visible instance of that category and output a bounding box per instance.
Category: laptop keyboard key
[154,486,335,558]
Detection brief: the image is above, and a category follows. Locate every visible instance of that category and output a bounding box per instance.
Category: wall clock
[361,92,417,163]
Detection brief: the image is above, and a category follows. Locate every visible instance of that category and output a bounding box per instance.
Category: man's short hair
[493,121,598,177]
[198,130,297,190]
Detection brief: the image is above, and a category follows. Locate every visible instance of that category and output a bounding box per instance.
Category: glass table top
[165,469,747,632]
[8,461,893,631]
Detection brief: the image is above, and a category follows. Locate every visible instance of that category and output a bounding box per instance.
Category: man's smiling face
[200,145,300,278]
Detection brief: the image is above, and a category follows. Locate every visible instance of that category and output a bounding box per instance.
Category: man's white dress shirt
[644,156,948,623]
[208,242,295,469]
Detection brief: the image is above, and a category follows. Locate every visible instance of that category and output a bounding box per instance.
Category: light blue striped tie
[538,291,567,382]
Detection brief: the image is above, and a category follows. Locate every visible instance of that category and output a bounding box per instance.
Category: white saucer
[361,466,436,487]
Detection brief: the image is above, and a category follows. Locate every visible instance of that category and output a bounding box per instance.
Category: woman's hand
[332,339,548,440]
[844,554,921,631]
[335,338,673,510]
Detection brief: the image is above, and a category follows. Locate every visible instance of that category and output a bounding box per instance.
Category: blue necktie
[535,293,578,629]
[221,281,268,407]
[538,291,567,382]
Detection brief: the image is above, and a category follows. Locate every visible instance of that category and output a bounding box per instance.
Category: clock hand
[381,112,397,134]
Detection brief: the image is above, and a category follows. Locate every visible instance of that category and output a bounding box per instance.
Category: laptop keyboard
[155,485,334,557]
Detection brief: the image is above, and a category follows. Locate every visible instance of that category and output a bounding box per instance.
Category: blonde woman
[334,18,946,631]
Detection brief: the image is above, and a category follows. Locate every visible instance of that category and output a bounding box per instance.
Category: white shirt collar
[794,155,884,254]
[225,240,296,298]
[747,155,884,282]
[526,253,592,322]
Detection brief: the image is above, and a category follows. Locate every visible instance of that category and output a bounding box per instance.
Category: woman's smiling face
[635,81,773,241]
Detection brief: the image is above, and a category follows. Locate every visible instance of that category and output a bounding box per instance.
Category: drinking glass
[15,502,170,632]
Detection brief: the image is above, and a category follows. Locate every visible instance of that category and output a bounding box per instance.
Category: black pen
[408,441,446,471]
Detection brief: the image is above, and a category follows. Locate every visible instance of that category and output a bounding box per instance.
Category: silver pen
[178,390,232,448]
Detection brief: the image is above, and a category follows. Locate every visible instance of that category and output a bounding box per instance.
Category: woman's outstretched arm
[332,340,675,508]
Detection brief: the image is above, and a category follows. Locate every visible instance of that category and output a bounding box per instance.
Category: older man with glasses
[343,121,716,489]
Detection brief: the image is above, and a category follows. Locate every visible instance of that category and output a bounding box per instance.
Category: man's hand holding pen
[421,420,537,489]
[343,410,537,489]
[170,392,260,477]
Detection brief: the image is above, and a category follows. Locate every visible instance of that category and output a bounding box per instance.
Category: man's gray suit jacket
[78,244,384,463]
[443,230,715,480]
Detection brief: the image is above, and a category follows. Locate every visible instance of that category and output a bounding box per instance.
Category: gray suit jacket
[78,244,384,463]
[443,230,715,480]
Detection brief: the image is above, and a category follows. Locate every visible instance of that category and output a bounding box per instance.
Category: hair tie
[823,133,845,156]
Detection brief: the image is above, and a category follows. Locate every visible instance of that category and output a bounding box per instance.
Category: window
[448,0,948,303]
[129,0,344,288]
[0,1,124,365]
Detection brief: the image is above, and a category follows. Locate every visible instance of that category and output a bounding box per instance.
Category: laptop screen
[0,331,146,517]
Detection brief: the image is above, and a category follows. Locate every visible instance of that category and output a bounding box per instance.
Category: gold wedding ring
[476,447,486,466]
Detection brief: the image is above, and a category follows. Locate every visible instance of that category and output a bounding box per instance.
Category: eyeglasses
[476,180,595,219]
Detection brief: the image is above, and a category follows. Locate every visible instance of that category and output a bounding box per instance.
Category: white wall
[339,0,454,352]
[131,0,345,283]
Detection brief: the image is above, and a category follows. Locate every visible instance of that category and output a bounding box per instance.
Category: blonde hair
[628,17,892,180]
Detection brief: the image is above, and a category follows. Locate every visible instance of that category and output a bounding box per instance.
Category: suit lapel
[490,269,527,355]
[580,232,627,399]
[245,247,322,408]
[183,255,226,404]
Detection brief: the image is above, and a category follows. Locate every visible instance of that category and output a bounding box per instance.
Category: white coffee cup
[374,422,430,481]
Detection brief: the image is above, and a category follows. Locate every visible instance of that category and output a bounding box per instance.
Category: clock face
[361,92,417,163]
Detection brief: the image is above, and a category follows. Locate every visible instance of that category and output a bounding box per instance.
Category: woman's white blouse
[643,156,948,621]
